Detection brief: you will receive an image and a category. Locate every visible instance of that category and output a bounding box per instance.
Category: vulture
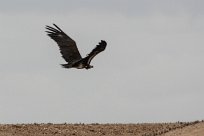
[45,24,107,69]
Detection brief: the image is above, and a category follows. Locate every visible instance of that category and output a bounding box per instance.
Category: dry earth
[161,121,204,136]
[0,120,203,136]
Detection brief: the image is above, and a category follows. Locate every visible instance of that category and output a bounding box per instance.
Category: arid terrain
[0,120,203,136]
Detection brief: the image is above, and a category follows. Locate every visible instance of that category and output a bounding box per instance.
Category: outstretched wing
[45,24,82,63]
[85,40,107,65]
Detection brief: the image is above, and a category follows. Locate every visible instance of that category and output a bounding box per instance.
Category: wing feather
[85,40,107,64]
[45,24,82,63]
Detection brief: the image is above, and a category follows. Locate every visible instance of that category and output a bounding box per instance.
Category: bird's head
[85,65,93,69]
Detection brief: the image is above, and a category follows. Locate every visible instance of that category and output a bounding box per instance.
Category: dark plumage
[45,24,107,69]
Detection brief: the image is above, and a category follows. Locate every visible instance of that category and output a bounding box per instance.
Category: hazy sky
[0,0,204,123]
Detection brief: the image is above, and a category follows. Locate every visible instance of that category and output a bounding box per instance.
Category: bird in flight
[45,24,107,69]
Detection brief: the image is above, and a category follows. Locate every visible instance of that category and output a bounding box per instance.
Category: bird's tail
[61,64,72,68]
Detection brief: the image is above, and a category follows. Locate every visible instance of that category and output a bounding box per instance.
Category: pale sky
[0,0,204,123]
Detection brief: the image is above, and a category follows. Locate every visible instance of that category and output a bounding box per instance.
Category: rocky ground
[0,120,203,136]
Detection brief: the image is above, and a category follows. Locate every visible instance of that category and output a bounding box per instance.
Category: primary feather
[45,24,82,63]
